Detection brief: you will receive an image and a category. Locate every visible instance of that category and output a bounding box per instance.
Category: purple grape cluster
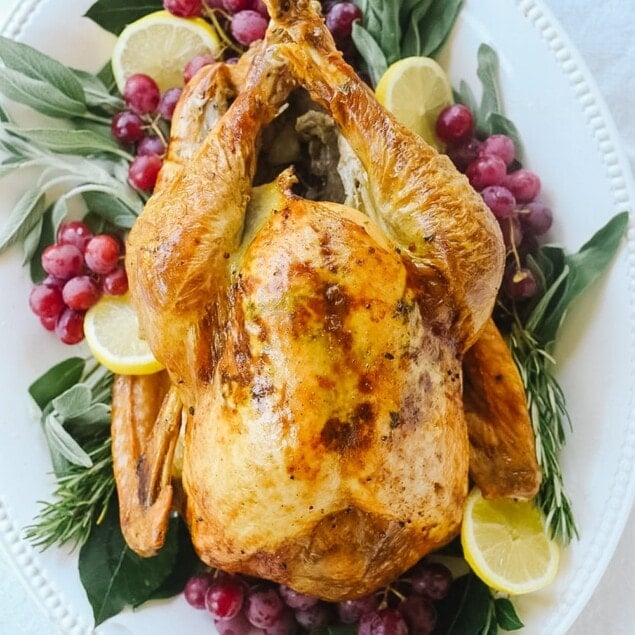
[436,104,554,301]
[183,559,452,634]
[28,222,127,344]
[110,73,181,191]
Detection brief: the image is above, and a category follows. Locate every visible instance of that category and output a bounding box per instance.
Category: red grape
[223,0,252,12]
[62,275,101,311]
[42,275,65,291]
[478,134,516,166]
[184,574,212,610]
[446,137,481,172]
[520,201,553,235]
[326,2,362,41]
[158,87,182,121]
[57,221,93,252]
[128,154,163,191]
[205,576,245,621]
[55,308,85,344]
[245,588,284,629]
[294,602,333,629]
[183,54,216,83]
[279,586,319,611]
[215,612,265,635]
[337,594,380,624]
[231,10,268,46]
[398,596,437,635]
[41,243,84,280]
[163,0,203,17]
[40,314,57,331]
[137,135,166,157]
[103,267,129,295]
[409,561,452,600]
[358,608,408,635]
[251,0,268,18]
[466,154,507,190]
[481,185,516,219]
[435,104,474,144]
[123,73,161,115]
[503,266,538,299]
[504,168,541,203]
[29,283,65,318]
[264,607,298,635]
[111,110,145,143]
[84,234,121,275]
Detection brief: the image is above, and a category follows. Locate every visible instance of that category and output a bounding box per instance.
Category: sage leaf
[50,196,70,239]
[0,35,85,104]
[377,0,401,65]
[96,61,119,95]
[21,215,43,265]
[71,68,122,112]
[564,210,629,303]
[84,0,163,36]
[67,403,111,428]
[29,357,86,410]
[140,517,199,602]
[476,43,502,126]
[401,0,434,58]
[52,384,93,420]
[0,68,86,119]
[352,0,462,86]
[29,208,54,282]
[0,158,26,180]
[82,189,140,229]
[529,211,628,346]
[435,573,494,635]
[495,597,524,630]
[9,127,129,159]
[0,101,9,122]
[416,0,463,58]
[44,412,93,468]
[454,79,478,118]
[79,504,179,626]
[0,188,46,253]
[352,22,387,86]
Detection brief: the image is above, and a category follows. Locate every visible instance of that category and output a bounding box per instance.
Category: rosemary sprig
[500,211,628,544]
[508,316,578,543]
[26,358,116,549]
[25,436,115,550]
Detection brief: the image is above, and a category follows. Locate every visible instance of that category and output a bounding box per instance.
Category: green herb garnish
[25,358,116,548]
[507,211,629,543]
[352,0,463,85]
[455,43,524,161]
[0,36,142,272]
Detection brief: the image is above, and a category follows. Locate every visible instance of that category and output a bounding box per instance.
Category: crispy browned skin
[111,372,176,555]
[122,0,505,600]
[463,319,541,499]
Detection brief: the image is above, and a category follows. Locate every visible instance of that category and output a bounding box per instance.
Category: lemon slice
[461,488,560,595]
[375,56,453,150]
[112,10,222,92]
[84,294,164,375]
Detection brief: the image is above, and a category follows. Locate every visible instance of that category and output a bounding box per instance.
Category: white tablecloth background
[0,0,632,633]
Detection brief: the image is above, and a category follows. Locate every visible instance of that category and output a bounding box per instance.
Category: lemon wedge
[375,56,453,150]
[84,294,164,375]
[111,10,222,92]
[461,487,560,595]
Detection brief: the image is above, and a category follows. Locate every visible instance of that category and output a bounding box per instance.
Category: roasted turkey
[112,0,540,601]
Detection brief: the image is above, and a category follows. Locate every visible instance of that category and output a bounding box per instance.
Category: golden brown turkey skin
[184,186,469,599]
[123,0,505,601]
